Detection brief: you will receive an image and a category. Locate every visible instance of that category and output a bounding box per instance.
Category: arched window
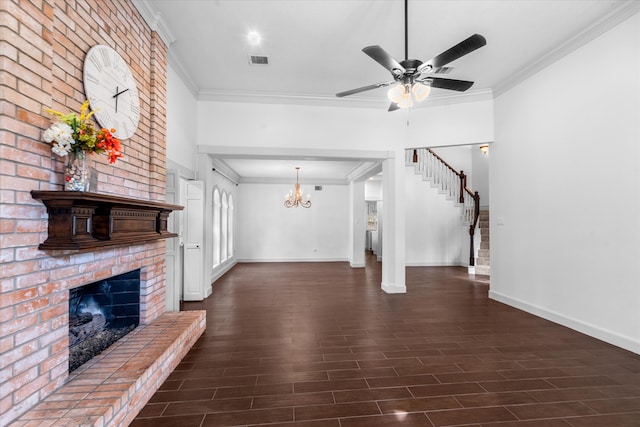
[227,195,234,258]
[221,192,228,261]
[212,188,221,268]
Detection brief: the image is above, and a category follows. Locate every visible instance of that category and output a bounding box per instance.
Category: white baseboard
[350,262,365,268]
[489,290,640,355]
[405,261,464,267]
[382,282,407,294]
[237,258,349,263]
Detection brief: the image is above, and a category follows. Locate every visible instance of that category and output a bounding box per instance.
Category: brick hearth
[9,311,205,427]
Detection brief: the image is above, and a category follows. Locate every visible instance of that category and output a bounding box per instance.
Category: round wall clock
[83,45,140,140]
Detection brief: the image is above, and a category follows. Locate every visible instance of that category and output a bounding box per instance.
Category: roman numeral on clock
[85,72,100,86]
[99,47,111,67]
[88,55,103,72]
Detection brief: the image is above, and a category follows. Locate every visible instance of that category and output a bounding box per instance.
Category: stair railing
[409,148,480,266]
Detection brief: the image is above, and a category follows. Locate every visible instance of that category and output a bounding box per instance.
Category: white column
[381,154,406,293]
[349,180,366,268]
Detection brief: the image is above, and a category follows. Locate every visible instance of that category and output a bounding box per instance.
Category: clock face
[83,45,140,140]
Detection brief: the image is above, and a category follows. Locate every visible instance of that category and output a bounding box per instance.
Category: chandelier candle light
[284,167,311,208]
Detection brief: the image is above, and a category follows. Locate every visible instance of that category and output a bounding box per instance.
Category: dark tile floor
[132,254,640,426]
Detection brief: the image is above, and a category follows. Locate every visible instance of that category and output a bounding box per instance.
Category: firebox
[68,269,140,372]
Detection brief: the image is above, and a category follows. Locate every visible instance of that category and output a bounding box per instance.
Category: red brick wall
[0,0,169,424]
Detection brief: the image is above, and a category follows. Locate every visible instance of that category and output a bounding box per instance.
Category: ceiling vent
[249,55,269,65]
[434,66,454,74]
[315,186,322,191]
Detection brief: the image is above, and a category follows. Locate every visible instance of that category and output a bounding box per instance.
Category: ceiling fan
[336,0,486,111]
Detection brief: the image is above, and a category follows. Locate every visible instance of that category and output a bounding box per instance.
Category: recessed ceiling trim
[238,177,349,185]
[198,145,393,162]
[197,88,493,108]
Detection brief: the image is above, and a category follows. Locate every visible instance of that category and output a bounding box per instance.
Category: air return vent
[249,55,269,65]
[315,186,322,191]
[433,66,453,74]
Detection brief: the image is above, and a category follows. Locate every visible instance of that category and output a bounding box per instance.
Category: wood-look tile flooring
[132,254,640,426]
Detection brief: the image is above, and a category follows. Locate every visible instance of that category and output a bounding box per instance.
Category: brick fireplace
[0,1,204,425]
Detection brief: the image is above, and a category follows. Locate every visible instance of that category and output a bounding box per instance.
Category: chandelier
[284,167,311,208]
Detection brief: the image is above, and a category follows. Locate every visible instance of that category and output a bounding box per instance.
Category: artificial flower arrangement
[43,100,123,164]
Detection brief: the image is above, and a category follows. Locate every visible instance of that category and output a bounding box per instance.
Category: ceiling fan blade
[418,34,486,72]
[421,77,475,92]
[362,46,406,76]
[336,81,395,98]
[388,102,400,112]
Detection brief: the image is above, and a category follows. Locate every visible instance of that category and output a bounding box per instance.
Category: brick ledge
[8,310,206,427]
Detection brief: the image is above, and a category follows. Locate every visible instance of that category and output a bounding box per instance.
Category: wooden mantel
[31,191,184,251]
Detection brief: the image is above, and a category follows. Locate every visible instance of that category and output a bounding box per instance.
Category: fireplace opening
[68,269,140,372]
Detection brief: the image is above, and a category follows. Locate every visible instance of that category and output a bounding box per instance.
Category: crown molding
[211,159,241,183]
[132,0,176,46]
[346,162,382,182]
[494,1,640,97]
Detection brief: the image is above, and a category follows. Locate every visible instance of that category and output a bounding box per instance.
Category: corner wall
[490,12,640,353]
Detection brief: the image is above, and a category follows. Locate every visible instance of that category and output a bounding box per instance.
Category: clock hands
[113,86,129,113]
[114,87,129,97]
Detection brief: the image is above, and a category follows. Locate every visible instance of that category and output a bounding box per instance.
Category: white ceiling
[142,0,636,180]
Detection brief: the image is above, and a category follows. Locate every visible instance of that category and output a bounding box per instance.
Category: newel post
[458,171,466,204]
[412,149,418,163]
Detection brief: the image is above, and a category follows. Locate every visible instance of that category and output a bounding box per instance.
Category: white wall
[236,183,349,261]
[167,64,198,171]
[405,167,467,266]
[491,12,640,353]
[471,144,490,208]
[198,99,494,152]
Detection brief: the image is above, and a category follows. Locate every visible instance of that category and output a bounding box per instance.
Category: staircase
[406,148,485,273]
[475,209,490,276]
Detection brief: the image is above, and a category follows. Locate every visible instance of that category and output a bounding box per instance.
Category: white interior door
[183,180,204,301]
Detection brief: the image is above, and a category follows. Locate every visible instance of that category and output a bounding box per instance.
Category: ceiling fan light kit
[412,82,430,101]
[388,84,413,108]
[336,0,486,111]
